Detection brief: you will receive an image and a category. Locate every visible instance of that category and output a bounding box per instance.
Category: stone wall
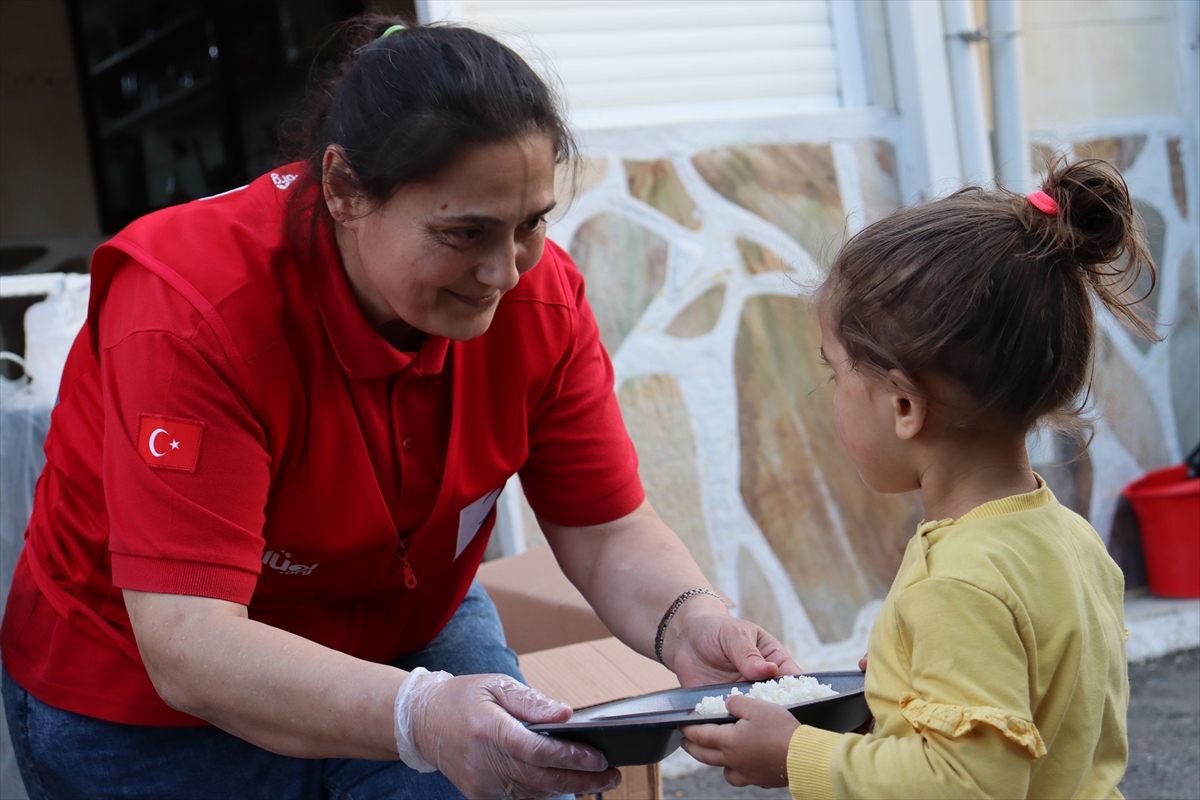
[502,119,919,670]
[493,112,1200,671]
[1030,124,1200,545]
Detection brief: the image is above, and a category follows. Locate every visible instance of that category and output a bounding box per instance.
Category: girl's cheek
[831,394,851,447]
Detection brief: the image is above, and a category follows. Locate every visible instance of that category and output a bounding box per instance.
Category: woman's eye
[439,227,482,245]
[523,215,547,232]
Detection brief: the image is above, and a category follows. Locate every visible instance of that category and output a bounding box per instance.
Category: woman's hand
[541,501,801,687]
[126,589,618,797]
[680,695,798,788]
[394,669,621,799]
[663,597,802,688]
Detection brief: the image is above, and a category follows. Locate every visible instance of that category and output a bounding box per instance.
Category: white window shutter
[421,0,845,127]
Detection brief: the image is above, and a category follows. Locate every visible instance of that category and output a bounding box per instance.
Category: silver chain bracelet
[654,588,724,666]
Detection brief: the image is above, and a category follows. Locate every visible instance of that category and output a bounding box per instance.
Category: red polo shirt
[0,167,644,726]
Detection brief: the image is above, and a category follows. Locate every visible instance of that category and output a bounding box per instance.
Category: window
[421,0,861,128]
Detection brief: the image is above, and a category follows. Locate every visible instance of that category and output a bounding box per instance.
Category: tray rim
[528,670,865,733]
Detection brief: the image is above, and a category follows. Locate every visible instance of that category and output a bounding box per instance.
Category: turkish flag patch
[136,414,205,472]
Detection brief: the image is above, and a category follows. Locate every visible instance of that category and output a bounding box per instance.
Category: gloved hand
[393,667,622,799]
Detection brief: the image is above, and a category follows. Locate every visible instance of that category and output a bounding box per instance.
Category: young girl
[681,159,1154,799]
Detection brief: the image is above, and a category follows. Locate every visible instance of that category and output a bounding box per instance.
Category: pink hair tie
[1027,190,1059,215]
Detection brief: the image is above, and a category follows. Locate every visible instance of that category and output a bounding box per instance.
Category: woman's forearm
[123,589,404,760]
[539,500,729,663]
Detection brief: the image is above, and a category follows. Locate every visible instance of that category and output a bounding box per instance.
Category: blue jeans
[3,581,521,800]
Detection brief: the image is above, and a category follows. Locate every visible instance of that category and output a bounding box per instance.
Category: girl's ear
[887,369,927,441]
[322,146,366,227]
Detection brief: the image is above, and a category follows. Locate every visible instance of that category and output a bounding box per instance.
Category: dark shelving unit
[65,0,394,234]
[86,8,207,77]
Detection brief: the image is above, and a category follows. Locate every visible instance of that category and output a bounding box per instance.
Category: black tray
[528,671,868,767]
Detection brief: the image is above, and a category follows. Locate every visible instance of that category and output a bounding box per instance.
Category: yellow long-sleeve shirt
[788,480,1129,799]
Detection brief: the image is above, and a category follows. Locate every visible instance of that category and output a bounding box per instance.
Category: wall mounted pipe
[987,0,1031,192]
[942,0,995,186]
[886,0,963,201]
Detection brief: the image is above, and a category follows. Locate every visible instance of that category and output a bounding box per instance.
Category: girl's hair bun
[1027,157,1156,341]
[1035,158,1136,267]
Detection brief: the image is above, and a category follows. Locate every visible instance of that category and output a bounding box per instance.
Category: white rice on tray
[693,675,837,716]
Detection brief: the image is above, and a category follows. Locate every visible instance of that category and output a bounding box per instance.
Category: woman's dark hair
[282,14,576,240]
[819,158,1159,432]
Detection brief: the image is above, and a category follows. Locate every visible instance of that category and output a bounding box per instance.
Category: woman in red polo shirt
[1,17,799,800]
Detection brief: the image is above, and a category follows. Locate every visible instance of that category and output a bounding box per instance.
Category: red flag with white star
[136,414,205,473]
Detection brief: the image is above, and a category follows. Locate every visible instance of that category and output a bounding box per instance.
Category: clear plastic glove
[393,667,622,799]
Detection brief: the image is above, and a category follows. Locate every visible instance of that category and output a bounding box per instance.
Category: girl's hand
[679,695,799,789]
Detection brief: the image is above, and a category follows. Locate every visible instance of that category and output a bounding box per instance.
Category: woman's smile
[330,133,557,343]
[444,288,502,309]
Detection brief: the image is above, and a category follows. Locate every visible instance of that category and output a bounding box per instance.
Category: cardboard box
[519,637,681,800]
[579,764,659,800]
[477,546,613,654]
[518,637,681,709]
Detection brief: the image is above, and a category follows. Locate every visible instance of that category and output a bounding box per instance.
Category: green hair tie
[381,24,406,38]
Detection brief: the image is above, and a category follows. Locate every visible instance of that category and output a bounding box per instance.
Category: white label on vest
[456,487,503,559]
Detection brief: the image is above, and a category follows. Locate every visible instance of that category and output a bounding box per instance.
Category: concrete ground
[1121,648,1200,800]
[663,648,1200,800]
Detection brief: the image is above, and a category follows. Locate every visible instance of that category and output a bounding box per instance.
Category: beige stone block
[665,285,724,338]
[1031,143,1069,175]
[569,213,668,354]
[1024,4,1179,125]
[555,157,607,205]
[692,144,847,268]
[617,374,717,586]
[736,295,920,642]
[1170,249,1200,456]
[1034,431,1093,520]
[623,158,702,230]
[1094,334,1172,472]
[1022,0,1174,26]
[737,238,792,275]
[1168,139,1188,219]
[855,139,902,224]
[1125,199,1165,354]
[1023,28,1094,129]
[737,545,785,644]
[1132,197,1165,286]
[1087,23,1179,119]
[1073,136,1147,172]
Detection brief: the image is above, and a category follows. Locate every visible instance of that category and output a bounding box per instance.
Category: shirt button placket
[401,436,415,453]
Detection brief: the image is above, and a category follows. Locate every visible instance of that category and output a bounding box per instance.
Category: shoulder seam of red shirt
[99,239,266,416]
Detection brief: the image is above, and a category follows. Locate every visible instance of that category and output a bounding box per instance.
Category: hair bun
[1027,156,1157,341]
[1037,158,1135,267]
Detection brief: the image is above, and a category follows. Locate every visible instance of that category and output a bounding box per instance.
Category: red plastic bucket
[1122,464,1200,598]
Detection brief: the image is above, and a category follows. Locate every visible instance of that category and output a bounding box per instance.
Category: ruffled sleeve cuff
[787,725,840,800]
[899,692,1047,759]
